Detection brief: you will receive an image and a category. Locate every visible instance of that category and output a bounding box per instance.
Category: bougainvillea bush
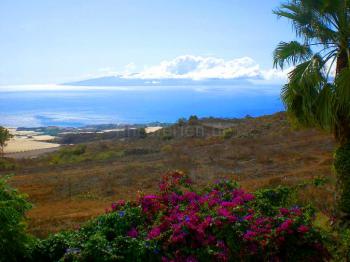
[31,171,331,261]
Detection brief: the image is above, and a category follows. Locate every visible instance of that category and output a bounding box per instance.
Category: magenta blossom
[297,225,309,234]
[127,227,139,238]
[148,227,161,239]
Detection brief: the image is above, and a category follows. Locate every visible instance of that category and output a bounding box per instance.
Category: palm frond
[288,55,325,87]
[274,1,338,43]
[281,54,332,127]
[314,83,336,129]
[273,41,313,69]
[275,0,350,142]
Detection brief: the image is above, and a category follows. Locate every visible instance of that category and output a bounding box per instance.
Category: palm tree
[273,0,350,221]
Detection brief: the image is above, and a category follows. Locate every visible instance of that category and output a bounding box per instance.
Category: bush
[33,172,330,261]
[253,186,296,216]
[177,118,187,126]
[50,145,88,164]
[188,115,199,125]
[95,150,124,161]
[0,158,16,171]
[334,143,350,217]
[222,128,236,139]
[138,128,147,139]
[0,176,32,261]
[30,205,157,261]
[331,228,350,261]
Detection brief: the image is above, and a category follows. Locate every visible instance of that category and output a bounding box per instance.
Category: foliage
[177,118,187,126]
[138,128,147,139]
[31,172,331,261]
[273,0,350,221]
[30,205,157,261]
[331,228,350,261]
[0,176,32,262]
[188,115,199,125]
[253,186,297,216]
[273,0,350,143]
[0,158,16,171]
[48,144,127,164]
[0,126,13,154]
[161,132,174,141]
[222,128,236,139]
[49,145,87,164]
[334,143,350,216]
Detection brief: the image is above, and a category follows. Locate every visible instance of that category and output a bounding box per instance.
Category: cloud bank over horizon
[0,55,290,90]
[119,55,289,84]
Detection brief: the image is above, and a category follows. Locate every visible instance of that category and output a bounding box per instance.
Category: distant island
[64,75,258,87]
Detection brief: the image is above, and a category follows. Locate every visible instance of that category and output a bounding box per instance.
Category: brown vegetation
[0,112,336,237]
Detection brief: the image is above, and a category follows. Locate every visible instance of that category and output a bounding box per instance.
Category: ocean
[0,85,284,127]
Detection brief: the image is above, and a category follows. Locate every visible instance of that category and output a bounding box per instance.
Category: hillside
[1,112,336,237]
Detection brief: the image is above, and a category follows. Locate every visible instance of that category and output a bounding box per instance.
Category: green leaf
[273,41,313,69]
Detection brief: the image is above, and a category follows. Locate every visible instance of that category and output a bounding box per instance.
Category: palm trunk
[334,48,350,225]
[335,118,350,146]
[334,48,350,144]
[336,49,349,75]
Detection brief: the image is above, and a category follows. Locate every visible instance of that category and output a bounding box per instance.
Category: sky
[0,0,295,86]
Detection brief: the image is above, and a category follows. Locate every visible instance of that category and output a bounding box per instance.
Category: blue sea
[0,85,284,127]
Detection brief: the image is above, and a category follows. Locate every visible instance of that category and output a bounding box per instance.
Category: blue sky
[0,0,294,85]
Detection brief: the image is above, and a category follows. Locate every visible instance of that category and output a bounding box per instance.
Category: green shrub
[0,127,12,154]
[95,150,124,161]
[0,176,32,261]
[29,231,77,262]
[50,145,88,164]
[61,144,87,156]
[253,186,297,216]
[30,206,156,261]
[0,158,16,171]
[334,143,350,216]
[31,173,331,261]
[161,133,173,141]
[138,128,147,139]
[222,128,236,139]
[177,118,187,126]
[188,115,199,125]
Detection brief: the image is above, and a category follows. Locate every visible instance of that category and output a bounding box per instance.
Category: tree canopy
[273,0,350,144]
[0,127,12,155]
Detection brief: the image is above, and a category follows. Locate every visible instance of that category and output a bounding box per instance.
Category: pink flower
[185,256,198,262]
[218,207,231,217]
[297,225,309,234]
[148,227,161,239]
[279,219,293,231]
[221,201,236,208]
[243,230,257,240]
[242,193,255,201]
[279,208,290,216]
[170,232,186,244]
[111,200,126,211]
[243,214,254,221]
[127,227,138,238]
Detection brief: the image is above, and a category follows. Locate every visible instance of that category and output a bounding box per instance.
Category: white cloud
[97,67,119,76]
[124,62,136,73]
[122,55,288,83]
